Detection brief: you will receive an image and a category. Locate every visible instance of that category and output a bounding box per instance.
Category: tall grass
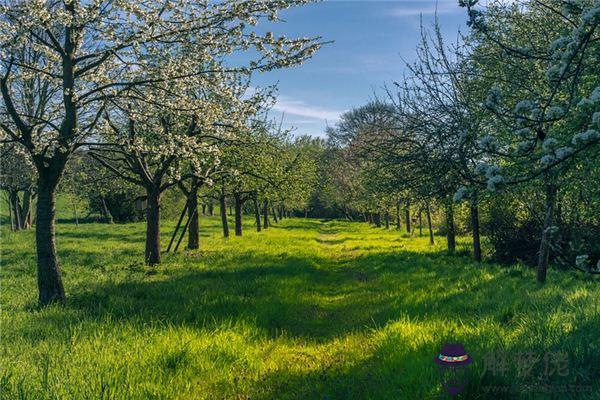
[1,217,598,399]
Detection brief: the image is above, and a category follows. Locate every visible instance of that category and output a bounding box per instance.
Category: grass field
[1,216,599,399]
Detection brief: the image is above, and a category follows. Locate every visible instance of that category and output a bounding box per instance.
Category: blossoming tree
[0,0,322,304]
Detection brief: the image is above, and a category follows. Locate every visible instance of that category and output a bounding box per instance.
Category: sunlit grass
[1,217,598,399]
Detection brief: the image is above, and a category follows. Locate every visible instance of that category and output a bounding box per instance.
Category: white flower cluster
[475,163,504,192]
[582,3,600,24]
[453,186,469,202]
[545,106,565,120]
[484,86,502,109]
[578,86,600,107]
[572,129,599,146]
[485,165,503,191]
[542,138,558,152]
[540,138,573,166]
[0,0,321,158]
[516,140,535,155]
[514,100,534,115]
[592,112,600,128]
[478,135,497,151]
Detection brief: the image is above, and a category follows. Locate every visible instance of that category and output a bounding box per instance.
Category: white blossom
[545,106,565,119]
[540,154,556,166]
[478,135,497,151]
[484,164,501,179]
[484,86,502,109]
[592,112,600,128]
[542,138,558,152]
[572,129,599,145]
[486,174,504,192]
[453,186,469,202]
[514,100,534,115]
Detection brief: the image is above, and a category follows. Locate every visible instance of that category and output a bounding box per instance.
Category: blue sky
[250,0,471,137]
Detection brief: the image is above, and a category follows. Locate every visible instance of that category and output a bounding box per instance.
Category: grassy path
[1,218,599,399]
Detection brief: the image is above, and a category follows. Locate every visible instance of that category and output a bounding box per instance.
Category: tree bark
[145,187,161,265]
[71,195,79,227]
[384,211,390,229]
[35,178,66,305]
[234,193,243,236]
[470,193,482,263]
[7,194,14,231]
[253,197,262,232]
[271,206,279,223]
[22,188,33,229]
[263,200,269,229]
[9,190,22,230]
[537,183,557,283]
[396,202,401,230]
[374,212,381,227]
[187,181,199,250]
[445,199,456,253]
[220,194,229,238]
[426,202,434,245]
[208,200,214,216]
[418,209,423,237]
[405,199,411,233]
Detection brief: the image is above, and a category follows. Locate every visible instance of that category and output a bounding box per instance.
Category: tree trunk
[405,199,411,233]
[470,193,482,263]
[426,202,434,245]
[396,203,401,230]
[35,179,66,305]
[202,204,206,215]
[374,212,381,227]
[253,197,262,232]
[7,194,14,231]
[71,195,79,227]
[234,193,243,237]
[537,184,557,283]
[278,204,283,221]
[418,209,423,237]
[229,205,232,216]
[445,199,456,253]
[384,211,390,229]
[187,181,199,250]
[208,201,214,216]
[9,190,22,230]
[22,188,33,229]
[263,200,269,229]
[145,188,161,265]
[220,194,229,238]
[272,206,279,223]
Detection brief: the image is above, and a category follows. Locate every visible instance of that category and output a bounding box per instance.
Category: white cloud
[272,95,345,122]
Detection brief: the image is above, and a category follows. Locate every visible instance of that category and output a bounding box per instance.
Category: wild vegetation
[2,214,599,399]
[1,0,599,399]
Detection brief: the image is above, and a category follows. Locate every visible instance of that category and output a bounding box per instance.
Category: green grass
[1,217,599,399]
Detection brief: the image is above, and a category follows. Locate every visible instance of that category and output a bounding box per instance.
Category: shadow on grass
[7,219,600,399]
[23,246,590,344]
